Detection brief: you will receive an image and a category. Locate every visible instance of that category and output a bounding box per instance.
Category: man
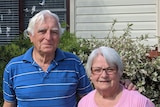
[3,10,136,107]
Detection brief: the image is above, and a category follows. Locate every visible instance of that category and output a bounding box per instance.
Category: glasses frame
[91,66,117,75]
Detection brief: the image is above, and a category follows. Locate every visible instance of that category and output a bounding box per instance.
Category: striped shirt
[3,47,93,107]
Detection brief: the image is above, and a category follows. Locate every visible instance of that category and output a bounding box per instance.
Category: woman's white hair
[24,10,64,37]
[86,46,124,77]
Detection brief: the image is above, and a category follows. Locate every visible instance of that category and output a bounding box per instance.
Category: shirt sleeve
[3,64,16,102]
[76,62,93,96]
[146,99,155,107]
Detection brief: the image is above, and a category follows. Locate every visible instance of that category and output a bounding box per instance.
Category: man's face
[29,15,60,55]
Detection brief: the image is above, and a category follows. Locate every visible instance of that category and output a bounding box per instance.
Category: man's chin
[40,48,54,53]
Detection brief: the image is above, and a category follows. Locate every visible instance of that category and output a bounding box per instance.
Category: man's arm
[3,101,16,107]
[121,79,137,90]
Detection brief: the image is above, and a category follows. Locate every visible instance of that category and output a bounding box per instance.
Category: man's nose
[45,31,52,40]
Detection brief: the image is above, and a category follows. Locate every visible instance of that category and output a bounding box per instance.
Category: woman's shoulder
[78,90,96,106]
[123,88,148,99]
[81,90,96,100]
[122,88,155,107]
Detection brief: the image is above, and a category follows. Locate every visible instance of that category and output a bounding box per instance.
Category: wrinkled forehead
[36,14,58,25]
[37,27,59,32]
[35,16,59,28]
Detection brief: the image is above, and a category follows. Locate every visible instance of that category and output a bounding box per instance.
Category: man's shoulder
[9,47,33,63]
[6,47,32,68]
[6,54,25,67]
[8,54,24,63]
[57,48,81,61]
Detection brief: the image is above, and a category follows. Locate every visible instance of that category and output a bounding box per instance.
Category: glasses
[91,67,116,75]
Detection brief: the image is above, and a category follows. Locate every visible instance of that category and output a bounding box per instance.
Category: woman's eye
[107,69,112,72]
[95,69,101,72]
[107,68,114,72]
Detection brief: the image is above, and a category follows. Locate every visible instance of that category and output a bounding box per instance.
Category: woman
[78,46,155,107]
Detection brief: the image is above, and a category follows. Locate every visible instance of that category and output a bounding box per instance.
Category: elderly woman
[78,46,155,107]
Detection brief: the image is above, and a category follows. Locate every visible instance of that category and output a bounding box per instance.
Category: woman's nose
[101,69,109,77]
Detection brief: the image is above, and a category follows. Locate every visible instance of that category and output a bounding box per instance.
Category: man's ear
[28,32,33,43]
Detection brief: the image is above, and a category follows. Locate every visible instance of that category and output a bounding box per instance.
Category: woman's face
[90,54,120,91]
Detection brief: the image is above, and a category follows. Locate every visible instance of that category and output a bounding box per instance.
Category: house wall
[70,0,159,46]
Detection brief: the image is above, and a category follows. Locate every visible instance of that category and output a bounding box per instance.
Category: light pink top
[78,88,155,107]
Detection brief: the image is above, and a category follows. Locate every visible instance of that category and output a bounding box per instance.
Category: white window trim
[70,0,75,33]
[157,0,160,36]
[157,0,160,51]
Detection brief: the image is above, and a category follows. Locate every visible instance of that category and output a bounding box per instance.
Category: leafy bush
[59,31,81,52]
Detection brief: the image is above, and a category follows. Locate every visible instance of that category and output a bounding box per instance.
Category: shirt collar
[22,47,66,63]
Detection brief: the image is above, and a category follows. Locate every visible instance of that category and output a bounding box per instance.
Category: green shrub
[59,31,81,52]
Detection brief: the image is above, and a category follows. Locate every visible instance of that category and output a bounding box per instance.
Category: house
[70,0,160,47]
[0,0,159,48]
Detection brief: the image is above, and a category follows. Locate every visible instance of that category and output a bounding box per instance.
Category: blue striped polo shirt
[3,47,93,107]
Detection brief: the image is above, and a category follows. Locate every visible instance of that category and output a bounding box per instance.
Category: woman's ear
[89,75,92,81]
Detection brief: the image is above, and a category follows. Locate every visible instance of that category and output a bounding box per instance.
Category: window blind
[0,0,19,45]
[24,0,67,30]
[0,0,67,45]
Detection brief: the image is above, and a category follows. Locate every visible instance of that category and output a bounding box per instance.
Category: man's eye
[51,31,59,34]
[39,30,46,34]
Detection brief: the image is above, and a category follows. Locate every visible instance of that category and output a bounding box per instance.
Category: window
[0,0,68,45]
[23,0,67,30]
[0,0,19,45]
